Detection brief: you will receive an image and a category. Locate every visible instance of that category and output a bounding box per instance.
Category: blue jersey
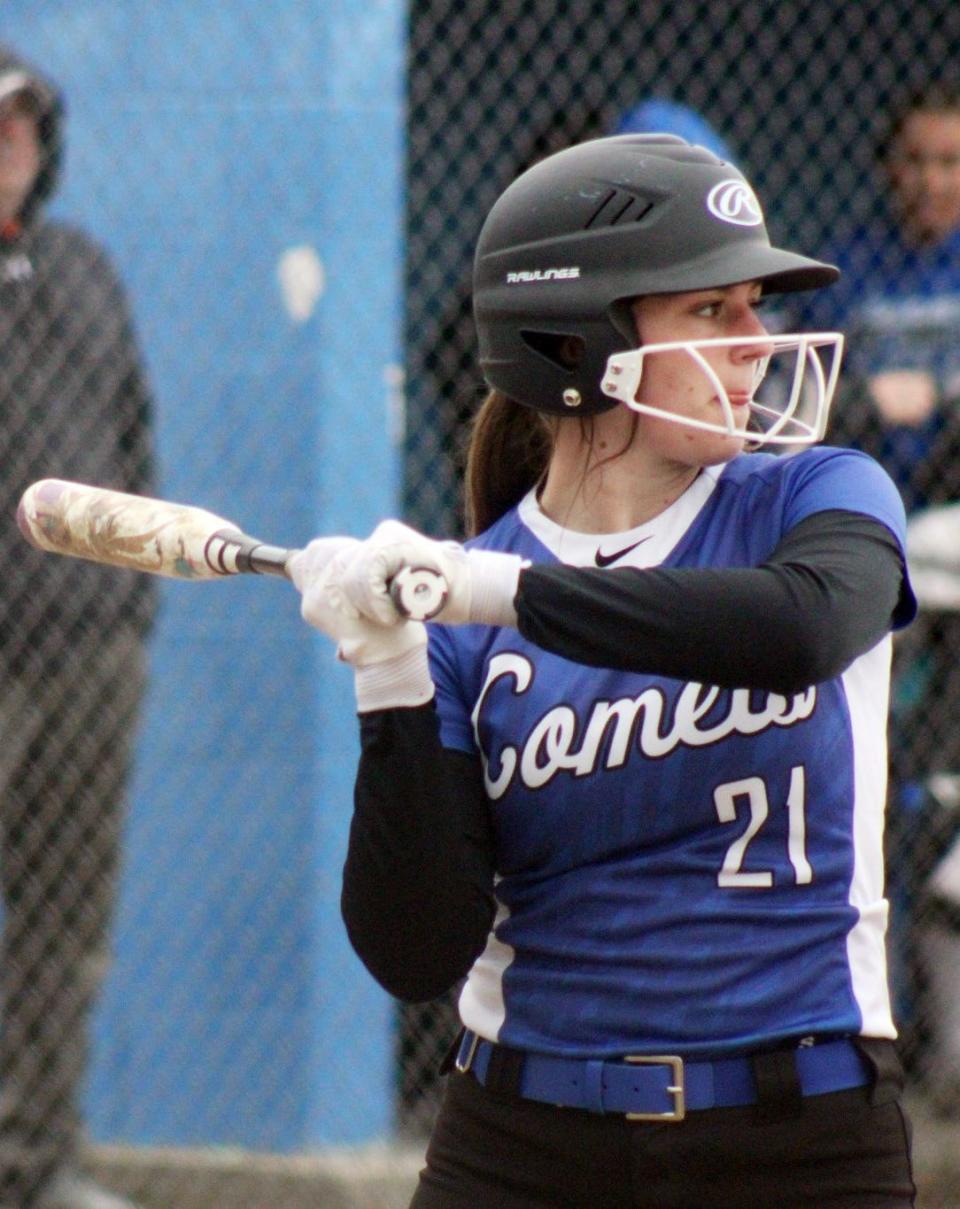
[428,447,908,1059]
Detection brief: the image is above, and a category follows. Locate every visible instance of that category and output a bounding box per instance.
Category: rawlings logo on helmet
[706,180,764,227]
[506,267,581,284]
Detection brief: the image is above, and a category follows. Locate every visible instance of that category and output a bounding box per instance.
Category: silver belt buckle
[624,1054,686,1121]
[455,1031,481,1074]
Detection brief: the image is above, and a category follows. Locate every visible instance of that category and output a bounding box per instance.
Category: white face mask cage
[600,332,845,448]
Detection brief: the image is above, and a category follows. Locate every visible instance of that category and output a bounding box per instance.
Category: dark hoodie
[0,46,156,670]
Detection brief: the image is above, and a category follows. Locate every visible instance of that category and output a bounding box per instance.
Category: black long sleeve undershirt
[343,710,496,1002]
[343,510,910,1001]
[518,510,909,694]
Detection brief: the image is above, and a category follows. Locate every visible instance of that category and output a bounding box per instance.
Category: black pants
[411,1058,916,1208]
[0,633,146,1201]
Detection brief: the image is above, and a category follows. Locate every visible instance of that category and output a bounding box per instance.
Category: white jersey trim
[516,467,723,568]
[842,636,897,1039]
[459,894,513,1042]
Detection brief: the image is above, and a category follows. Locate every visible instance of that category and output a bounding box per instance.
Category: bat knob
[389,565,448,621]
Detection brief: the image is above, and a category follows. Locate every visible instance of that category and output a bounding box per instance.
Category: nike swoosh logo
[594,536,652,567]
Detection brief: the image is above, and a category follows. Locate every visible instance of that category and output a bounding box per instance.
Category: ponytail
[464,390,553,536]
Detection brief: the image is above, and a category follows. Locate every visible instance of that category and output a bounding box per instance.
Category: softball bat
[16,478,448,621]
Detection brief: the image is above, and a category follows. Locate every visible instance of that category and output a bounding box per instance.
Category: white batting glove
[288,537,434,711]
[330,519,525,628]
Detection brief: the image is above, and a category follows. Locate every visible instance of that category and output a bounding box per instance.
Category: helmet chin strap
[600,332,845,448]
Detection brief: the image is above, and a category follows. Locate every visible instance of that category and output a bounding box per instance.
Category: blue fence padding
[1,0,406,1149]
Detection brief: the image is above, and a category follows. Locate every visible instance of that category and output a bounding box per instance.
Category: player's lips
[711,391,752,409]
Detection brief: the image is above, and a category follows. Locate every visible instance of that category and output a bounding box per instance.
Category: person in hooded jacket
[0,45,154,1209]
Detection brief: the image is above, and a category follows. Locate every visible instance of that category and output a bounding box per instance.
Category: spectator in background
[0,46,155,1209]
[803,80,960,513]
[801,80,960,1116]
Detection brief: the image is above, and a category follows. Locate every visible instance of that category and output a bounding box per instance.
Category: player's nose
[729,328,775,364]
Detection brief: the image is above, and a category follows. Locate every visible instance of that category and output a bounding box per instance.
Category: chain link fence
[1,1,960,1206]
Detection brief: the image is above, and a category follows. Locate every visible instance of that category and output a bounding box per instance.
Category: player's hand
[289,538,433,710]
[330,520,525,628]
[289,535,423,662]
[289,537,360,642]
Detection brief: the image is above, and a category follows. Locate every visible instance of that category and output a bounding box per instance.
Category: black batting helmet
[472,134,839,416]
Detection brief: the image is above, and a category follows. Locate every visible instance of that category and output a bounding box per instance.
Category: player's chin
[678,426,747,465]
[707,431,748,462]
[707,404,751,458]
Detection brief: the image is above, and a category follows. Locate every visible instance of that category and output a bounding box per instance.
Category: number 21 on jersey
[714,765,812,888]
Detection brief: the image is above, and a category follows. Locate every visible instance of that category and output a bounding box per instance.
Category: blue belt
[454,1030,873,1121]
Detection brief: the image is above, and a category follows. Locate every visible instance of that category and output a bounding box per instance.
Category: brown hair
[464,391,554,536]
[463,389,640,535]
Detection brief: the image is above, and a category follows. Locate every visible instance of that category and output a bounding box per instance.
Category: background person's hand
[868,369,938,426]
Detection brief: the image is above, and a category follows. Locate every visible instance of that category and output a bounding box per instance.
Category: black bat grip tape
[206,530,292,577]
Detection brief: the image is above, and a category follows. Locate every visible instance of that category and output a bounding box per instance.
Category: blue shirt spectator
[805,216,960,419]
[801,83,960,514]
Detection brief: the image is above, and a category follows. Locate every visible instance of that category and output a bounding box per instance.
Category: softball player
[292,135,918,1207]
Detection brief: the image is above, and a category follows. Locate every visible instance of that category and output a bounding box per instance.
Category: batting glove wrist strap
[353,644,435,713]
[464,548,523,627]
